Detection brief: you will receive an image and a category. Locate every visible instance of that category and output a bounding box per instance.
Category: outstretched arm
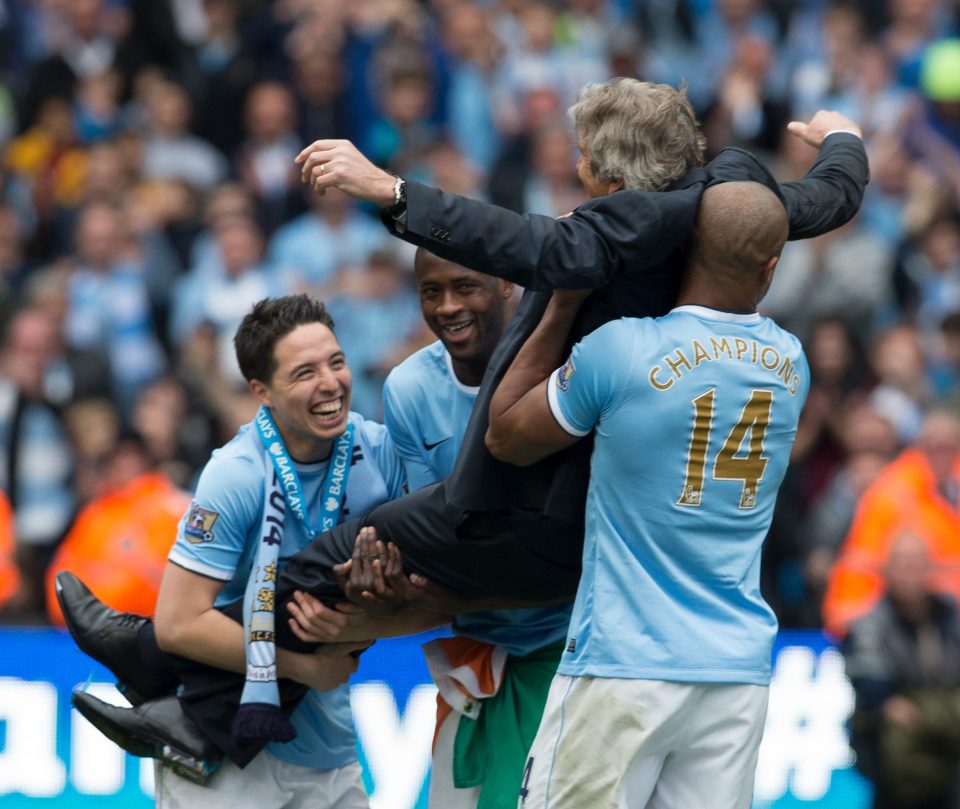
[780,110,869,240]
[293,111,867,291]
[394,182,697,291]
[295,139,696,291]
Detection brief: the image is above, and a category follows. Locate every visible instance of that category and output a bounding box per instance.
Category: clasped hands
[284,526,454,645]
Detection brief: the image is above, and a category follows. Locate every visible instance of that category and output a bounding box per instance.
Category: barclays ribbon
[233,405,354,748]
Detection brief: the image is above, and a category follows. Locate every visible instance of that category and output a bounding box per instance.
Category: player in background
[486,182,807,808]
[380,246,573,808]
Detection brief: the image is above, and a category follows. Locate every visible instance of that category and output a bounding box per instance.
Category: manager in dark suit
[61,81,869,768]
[284,82,868,599]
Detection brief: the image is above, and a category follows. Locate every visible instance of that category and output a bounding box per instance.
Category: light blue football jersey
[383,340,571,657]
[168,412,405,770]
[547,306,809,685]
[383,341,478,492]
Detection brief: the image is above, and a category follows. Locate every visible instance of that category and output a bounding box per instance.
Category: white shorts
[155,751,369,809]
[519,675,768,809]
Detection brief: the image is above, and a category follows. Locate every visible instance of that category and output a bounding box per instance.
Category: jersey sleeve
[546,321,629,436]
[383,371,439,491]
[359,415,408,501]
[167,452,262,581]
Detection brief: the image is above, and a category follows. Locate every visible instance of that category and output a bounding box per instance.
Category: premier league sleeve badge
[556,356,576,392]
[184,502,220,543]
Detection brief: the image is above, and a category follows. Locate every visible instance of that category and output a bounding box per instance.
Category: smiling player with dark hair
[380,248,572,808]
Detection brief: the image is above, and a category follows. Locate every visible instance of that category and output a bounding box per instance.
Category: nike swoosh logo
[423,437,451,451]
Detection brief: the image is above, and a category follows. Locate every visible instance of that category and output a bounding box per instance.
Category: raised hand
[294,139,396,206]
[786,110,862,148]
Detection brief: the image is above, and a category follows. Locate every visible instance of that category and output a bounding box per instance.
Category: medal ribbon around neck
[232,405,355,747]
[254,404,355,538]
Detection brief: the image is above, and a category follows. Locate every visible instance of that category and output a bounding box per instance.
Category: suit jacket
[383,135,870,521]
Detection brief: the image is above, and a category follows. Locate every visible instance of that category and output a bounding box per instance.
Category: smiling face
[415,251,514,386]
[249,322,352,462]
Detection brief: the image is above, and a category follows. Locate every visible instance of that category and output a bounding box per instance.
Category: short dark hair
[234,295,335,383]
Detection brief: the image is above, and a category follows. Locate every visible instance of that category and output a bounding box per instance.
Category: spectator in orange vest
[46,432,190,624]
[823,410,960,638]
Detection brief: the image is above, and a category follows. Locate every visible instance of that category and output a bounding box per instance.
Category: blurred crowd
[0,0,959,791]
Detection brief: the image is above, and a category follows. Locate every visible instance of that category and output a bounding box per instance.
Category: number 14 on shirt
[677,388,773,509]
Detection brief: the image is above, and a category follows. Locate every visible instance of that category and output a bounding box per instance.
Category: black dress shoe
[72,692,222,784]
[55,571,174,706]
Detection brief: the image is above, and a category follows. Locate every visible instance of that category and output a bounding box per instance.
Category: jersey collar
[670,304,762,324]
[444,349,481,395]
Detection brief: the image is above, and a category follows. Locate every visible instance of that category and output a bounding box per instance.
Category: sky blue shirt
[168,412,405,770]
[64,261,166,413]
[547,306,809,685]
[383,341,571,657]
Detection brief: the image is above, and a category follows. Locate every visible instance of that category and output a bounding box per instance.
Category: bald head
[680,182,788,310]
[692,182,788,273]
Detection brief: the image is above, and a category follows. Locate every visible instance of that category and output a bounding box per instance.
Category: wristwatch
[385,176,407,218]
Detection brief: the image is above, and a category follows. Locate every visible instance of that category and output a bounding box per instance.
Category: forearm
[275,647,320,682]
[155,607,248,674]
[297,139,598,289]
[362,609,451,638]
[312,608,450,642]
[781,134,869,240]
[387,182,622,290]
[156,600,349,687]
[156,569,314,682]
[488,293,583,448]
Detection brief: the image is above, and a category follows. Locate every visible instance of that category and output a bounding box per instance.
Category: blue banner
[0,628,871,807]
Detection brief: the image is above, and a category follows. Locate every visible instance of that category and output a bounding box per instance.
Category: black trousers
[172,481,583,766]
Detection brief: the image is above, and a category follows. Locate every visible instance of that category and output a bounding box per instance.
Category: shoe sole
[71,695,217,785]
[56,582,148,707]
[71,695,159,759]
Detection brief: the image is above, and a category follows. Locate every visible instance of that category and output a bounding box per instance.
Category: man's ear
[249,379,271,407]
[500,280,515,299]
[762,255,779,281]
[758,255,779,301]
